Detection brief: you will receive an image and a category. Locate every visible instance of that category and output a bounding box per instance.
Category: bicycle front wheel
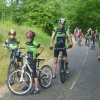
[39,65,53,88]
[59,60,65,83]
[7,62,16,78]
[7,70,33,95]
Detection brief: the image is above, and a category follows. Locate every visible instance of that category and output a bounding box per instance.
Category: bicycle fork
[19,67,25,82]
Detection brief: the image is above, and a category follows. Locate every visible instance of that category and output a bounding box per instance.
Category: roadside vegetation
[0,21,52,85]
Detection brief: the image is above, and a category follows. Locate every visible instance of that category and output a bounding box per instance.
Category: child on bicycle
[3,29,22,65]
[3,29,19,50]
[25,31,44,94]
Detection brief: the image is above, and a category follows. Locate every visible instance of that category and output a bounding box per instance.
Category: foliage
[0,0,100,33]
[13,0,63,34]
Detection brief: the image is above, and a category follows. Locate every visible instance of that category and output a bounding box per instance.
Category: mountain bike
[55,47,69,83]
[3,42,23,77]
[77,37,82,46]
[7,47,24,78]
[7,53,53,95]
[88,36,95,49]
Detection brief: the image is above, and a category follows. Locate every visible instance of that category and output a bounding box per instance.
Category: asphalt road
[1,40,100,100]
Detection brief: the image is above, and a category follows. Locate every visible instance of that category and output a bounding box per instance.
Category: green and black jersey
[5,38,19,50]
[26,40,40,59]
[53,27,68,48]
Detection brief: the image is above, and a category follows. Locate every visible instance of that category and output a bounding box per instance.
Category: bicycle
[54,47,70,83]
[77,36,82,46]
[87,36,95,49]
[3,42,23,77]
[7,53,53,95]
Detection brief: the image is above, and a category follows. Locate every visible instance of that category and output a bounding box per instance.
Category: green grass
[0,21,53,85]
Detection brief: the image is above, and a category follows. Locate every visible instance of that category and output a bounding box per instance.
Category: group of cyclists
[3,29,44,94]
[74,27,100,59]
[3,18,73,94]
[3,18,100,94]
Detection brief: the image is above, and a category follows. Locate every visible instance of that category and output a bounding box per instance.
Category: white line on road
[70,46,89,90]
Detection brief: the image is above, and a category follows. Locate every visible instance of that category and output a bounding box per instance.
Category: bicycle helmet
[59,18,66,25]
[8,29,16,36]
[26,31,35,39]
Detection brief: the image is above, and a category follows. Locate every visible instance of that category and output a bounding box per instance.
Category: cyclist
[76,29,83,45]
[3,29,22,66]
[74,27,79,41]
[85,28,93,45]
[50,18,73,78]
[25,31,44,94]
[95,30,100,58]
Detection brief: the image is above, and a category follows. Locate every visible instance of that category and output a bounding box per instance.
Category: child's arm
[36,46,44,58]
[3,40,9,49]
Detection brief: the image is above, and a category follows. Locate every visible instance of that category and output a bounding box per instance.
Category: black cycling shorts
[54,48,67,57]
[17,57,22,62]
[27,58,37,78]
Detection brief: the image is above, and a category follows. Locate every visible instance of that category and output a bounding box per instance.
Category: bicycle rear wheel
[39,65,52,88]
[59,60,65,83]
[7,70,33,95]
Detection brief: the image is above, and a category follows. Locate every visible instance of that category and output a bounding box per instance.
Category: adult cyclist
[74,27,79,41]
[85,28,95,46]
[50,19,73,78]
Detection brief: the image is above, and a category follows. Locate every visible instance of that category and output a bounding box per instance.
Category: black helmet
[59,18,66,25]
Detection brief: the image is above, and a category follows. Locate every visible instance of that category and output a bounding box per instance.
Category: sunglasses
[26,37,32,39]
[9,34,15,36]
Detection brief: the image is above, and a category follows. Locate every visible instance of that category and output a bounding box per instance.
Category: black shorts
[17,57,22,62]
[54,48,67,57]
[27,58,37,78]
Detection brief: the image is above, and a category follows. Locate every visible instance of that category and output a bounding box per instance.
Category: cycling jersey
[53,27,67,48]
[5,38,19,50]
[26,40,40,59]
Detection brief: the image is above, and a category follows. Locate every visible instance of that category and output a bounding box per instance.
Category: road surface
[1,40,100,100]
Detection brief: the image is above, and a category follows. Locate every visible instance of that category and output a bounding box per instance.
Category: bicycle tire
[59,59,65,83]
[7,62,17,78]
[39,65,53,88]
[7,70,33,95]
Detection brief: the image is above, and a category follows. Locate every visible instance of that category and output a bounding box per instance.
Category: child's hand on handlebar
[49,45,53,50]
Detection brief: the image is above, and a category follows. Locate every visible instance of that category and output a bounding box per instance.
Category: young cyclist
[3,29,19,50]
[3,29,22,65]
[25,31,44,94]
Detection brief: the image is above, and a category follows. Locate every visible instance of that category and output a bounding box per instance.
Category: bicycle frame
[20,56,33,82]
[20,56,49,82]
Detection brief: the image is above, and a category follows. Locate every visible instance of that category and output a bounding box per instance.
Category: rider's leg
[97,43,100,58]
[53,49,59,78]
[28,58,39,93]
[85,38,87,45]
[17,57,23,68]
[52,57,58,78]
[64,57,68,68]
[92,36,95,46]
[64,57,69,73]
